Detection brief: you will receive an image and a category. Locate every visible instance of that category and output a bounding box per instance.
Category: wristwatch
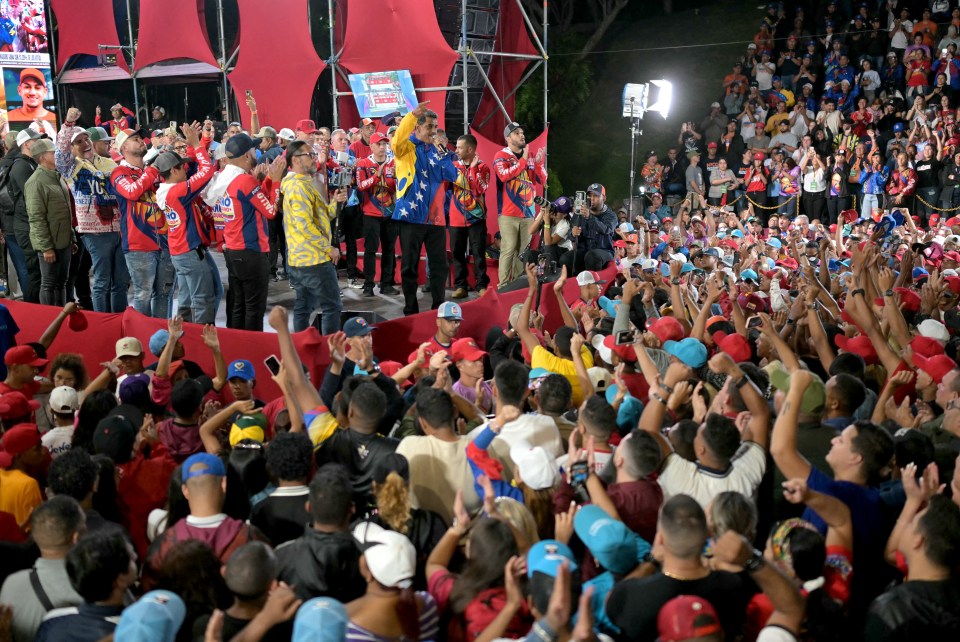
[884,289,895,297]
[744,548,765,573]
[671,277,681,285]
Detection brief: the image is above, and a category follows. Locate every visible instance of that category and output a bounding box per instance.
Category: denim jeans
[288,261,342,333]
[13,227,40,303]
[171,248,217,324]
[37,247,71,306]
[4,233,29,299]
[125,249,174,318]
[860,193,879,221]
[208,251,224,318]
[82,232,129,313]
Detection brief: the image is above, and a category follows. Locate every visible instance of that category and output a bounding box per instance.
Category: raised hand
[553,265,569,293]
[201,324,220,351]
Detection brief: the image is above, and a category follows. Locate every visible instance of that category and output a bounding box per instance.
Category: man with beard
[201,133,286,331]
[391,101,459,315]
[55,109,128,313]
[110,128,175,319]
[281,140,345,333]
[349,117,376,160]
[448,134,491,299]
[559,183,616,273]
[355,131,399,298]
[494,121,547,286]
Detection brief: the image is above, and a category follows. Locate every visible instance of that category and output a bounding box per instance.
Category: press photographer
[558,182,616,273]
[527,195,574,273]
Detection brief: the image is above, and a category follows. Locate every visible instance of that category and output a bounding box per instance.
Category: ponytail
[374,471,411,534]
[395,588,420,641]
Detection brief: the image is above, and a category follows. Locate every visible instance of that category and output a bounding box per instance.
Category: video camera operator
[558,183,616,273]
[527,195,574,271]
[327,129,362,286]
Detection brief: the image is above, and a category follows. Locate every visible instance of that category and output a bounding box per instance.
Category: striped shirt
[344,592,439,642]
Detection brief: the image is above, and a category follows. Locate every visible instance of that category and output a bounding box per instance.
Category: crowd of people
[2,1,960,641]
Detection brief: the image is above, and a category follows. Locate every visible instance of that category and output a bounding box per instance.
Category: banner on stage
[348,70,419,118]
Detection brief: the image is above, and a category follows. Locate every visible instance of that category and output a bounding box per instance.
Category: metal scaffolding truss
[327,0,548,134]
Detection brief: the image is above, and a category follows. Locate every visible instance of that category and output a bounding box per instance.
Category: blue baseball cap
[224,133,262,159]
[663,337,708,368]
[731,229,744,238]
[115,590,186,642]
[293,598,348,642]
[766,237,783,250]
[913,267,929,281]
[149,329,171,358]
[651,241,668,260]
[182,453,226,480]
[703,248,720,258]
[437,302,463,320]
[740,269,759,283]
[527,540,578,577]
[343,316,378,337]
[893,122,905,132]
[574,505,650,575]
[227,359,255,381]
[529,367,551,380]
[680,263,695,274]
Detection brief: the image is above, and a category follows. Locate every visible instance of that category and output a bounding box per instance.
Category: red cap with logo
[296,119,319,134]
[874,287,921,313]
[370,131,390,144]
[450,338,486,362]
[5,346,48,368]
[657,595,722,642]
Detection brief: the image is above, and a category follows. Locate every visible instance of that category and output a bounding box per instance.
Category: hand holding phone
[264,354,281,377]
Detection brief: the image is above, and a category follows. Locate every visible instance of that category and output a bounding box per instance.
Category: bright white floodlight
[622,80,672,119]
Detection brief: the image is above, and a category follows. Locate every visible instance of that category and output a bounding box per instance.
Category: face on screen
[18,78,45,109]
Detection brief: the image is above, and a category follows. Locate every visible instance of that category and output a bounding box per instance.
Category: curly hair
[265,432,313,482]
[373,471,411,534]
[50,353,89,390]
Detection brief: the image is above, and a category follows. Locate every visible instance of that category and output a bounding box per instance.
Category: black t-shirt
[314,429,399,510]
[915,157,941,189]
[249,486,312,547]
[607,570,753,641]
[864,579,960,641]
[193,612,292,642]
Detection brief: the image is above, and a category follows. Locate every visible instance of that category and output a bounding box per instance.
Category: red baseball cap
[370,131,390,144]
[841,209,859,224]
[450,338,486,362]
[406,345,436,366]
[945,252,960,264]
[5,345,48,368]
[707,142,718,148]
[657,595,722,642]
[712,331,752,363]
[613,240,628,248]
[647,317,685,344]
[740,293,767,314]
[295,119,319,134]
[602,334,638,363]
[873,287,921,313]
[835,334,879,365]
[360,118,374,127]
[68,310,88,332]
[0,423,42,469]
[775,257,799,270]
[946,217,960,227]
[0,392,40,420]
[945,276,960,295]
[912,353,958,384]
[911,335,944,358]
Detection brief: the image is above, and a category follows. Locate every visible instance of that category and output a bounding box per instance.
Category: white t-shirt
[657,441,767,509]
[41,426,73,459]
[552,218,574,251]
[756,62,775,90]
[802,166,826,193]
[468,414,564,481]
[890,18,913,50]
[396,435,480,524]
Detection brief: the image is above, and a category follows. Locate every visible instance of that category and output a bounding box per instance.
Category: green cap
[86,126,114,142]
[765,361,826,415]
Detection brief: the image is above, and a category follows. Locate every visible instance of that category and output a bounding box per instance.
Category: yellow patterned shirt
[280,172,337,267]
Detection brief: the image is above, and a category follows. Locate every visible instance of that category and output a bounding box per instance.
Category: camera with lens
[329,150,354,189]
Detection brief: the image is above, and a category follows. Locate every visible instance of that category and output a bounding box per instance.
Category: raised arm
[551,266,578,330]
[783,478,853,551]
[154,316,182,379]
[201,325,228,392]
[710,352,771,448]
[758,312,802,372]
[516,263,545,355]
[770,367,813,481]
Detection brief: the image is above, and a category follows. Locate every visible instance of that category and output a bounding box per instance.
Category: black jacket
[8,151,38,231]
[0,147,24,234]
[275,526,366,602]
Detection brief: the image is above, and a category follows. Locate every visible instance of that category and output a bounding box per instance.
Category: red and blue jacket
[355,156,396,218]
[446,159,490,227]
[493,147,546,219]
[390,112,458,226]
[155,148,216,256]
[219,173,280,252]
[110,163,166,253]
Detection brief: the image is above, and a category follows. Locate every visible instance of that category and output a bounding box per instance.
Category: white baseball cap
[640,258,659,271]
[509,442,560,490]
[352,521,416,589]
[591,333,613,364]
[918,319,950,345]
[49,386,79,413]
[576,270,607,286]
[277,127,296,142]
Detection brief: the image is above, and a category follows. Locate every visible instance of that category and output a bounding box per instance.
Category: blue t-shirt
[0,304,19,381]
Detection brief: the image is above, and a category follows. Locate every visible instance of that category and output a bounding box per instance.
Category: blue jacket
[859,166,889,194]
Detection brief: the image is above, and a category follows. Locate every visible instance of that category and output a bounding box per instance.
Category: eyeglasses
[174,145,188,151]
[294,152,318,159]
